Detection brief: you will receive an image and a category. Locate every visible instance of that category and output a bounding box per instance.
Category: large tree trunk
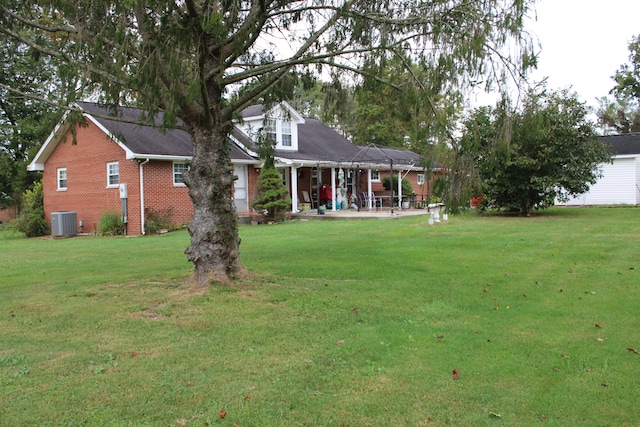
[183,124,245,286]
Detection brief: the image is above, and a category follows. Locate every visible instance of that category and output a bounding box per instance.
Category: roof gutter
[139,158,150,235]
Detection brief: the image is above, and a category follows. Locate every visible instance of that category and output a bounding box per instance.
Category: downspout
[139,158,150,234]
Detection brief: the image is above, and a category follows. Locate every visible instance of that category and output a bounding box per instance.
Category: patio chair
[301,190,316,209]
[359,192,381,210]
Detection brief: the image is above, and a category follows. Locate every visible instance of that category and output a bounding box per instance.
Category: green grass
[1,208,639,426]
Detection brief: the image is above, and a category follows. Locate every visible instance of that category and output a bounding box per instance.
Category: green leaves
[461,87,612,214]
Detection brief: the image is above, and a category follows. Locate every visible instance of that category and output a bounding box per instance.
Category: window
[57,168,67,190]
[266,119,277,143]
[417,174,425,185]
[173,162,188,185]
[281,121,292,147]
[371,170,380,181]
[107,162,119,186]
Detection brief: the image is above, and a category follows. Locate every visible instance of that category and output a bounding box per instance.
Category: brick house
[29,102,434,235]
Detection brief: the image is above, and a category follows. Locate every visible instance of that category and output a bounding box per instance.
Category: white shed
[558,133,640,206]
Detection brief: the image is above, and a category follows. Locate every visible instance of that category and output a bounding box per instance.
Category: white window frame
[281,121,292,147]
[173,162,188,186]
[371,170,381,182]
[266,119,277,143]
[417,173,425,186]
[57,168,67,191]
[107,162,119,187]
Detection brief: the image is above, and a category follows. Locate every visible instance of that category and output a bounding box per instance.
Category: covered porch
[277,144,432,215]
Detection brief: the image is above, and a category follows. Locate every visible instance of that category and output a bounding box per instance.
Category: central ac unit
[51,211,78,236]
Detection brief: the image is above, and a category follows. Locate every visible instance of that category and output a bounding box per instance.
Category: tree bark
[183,124,245,286]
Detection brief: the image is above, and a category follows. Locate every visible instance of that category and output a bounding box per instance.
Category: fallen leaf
[452,368,459,380]
[352,307,360,314]
[218,410,227,419]
[131,351,138,358]
[561,354,571,359]
[384,406,389,411]
[586,369,593,373]
[336,340,345,345]
[186,381,194,387]
[601,383,608,387]
[489,412,501,418]
[494,305,499,310]
[595,323,602,328]
[627,347,640,355]
[568,269,573,273]
[245,395,251,400]
[483,288,489,293]
[552,367,560,372]
[591,291,597,295]
[596,338,604,342]
[540,416,547,421]
[176,419,187,426]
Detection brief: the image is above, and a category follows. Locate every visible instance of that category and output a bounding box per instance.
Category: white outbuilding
[558,133,640,206]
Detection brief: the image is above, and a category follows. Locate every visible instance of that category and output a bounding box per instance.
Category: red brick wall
[0,206,17,224]
[43,121,141,234]
[42,121,200,235]
[142,160,192,227]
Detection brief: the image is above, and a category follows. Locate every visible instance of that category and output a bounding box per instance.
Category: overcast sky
[521,0,639,107]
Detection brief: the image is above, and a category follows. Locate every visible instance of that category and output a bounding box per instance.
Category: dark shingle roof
[77,102,255,161]
[274,118,361,162]
[601,133,640,155]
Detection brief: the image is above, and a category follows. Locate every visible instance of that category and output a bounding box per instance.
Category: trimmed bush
[382,176,414,198]
[98,211,124,236]
[15,181,49,237]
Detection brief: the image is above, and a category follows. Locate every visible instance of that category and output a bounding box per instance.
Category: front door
[233,165,248,211]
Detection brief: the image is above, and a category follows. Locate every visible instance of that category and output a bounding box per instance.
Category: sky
[513,0,640,108]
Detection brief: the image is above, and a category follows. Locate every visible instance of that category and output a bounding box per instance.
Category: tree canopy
[459,88,612,215]
[597,34,640,135]
[0,27,63,211]
[1,0,537,284]
[611,34,640,102]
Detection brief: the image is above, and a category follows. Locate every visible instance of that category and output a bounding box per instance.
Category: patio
[291,204,445,220]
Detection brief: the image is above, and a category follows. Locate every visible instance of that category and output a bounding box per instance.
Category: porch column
[367,169,373,210]
[397,169,402,208]
[330,167,337,211]
[291,165,299,213]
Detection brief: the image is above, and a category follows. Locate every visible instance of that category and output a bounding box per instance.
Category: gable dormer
[238,101,305,151]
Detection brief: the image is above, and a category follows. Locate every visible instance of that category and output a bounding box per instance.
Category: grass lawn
[1,207,639,426]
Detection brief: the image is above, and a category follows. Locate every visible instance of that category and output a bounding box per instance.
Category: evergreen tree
[252,167,291,223]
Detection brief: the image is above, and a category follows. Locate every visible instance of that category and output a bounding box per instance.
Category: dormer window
[266,119,277,143]
[281,121,291,147]
[263,118,296,150]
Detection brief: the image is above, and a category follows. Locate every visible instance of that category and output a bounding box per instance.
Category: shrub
[252,166,291,222]
[145,207,174,234]
[98,211,124,236]
[382,176,414,198]
[15,181,49,237]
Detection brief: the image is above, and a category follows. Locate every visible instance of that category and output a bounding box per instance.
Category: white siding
[559,156,639,205]
[636,158,640,204]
